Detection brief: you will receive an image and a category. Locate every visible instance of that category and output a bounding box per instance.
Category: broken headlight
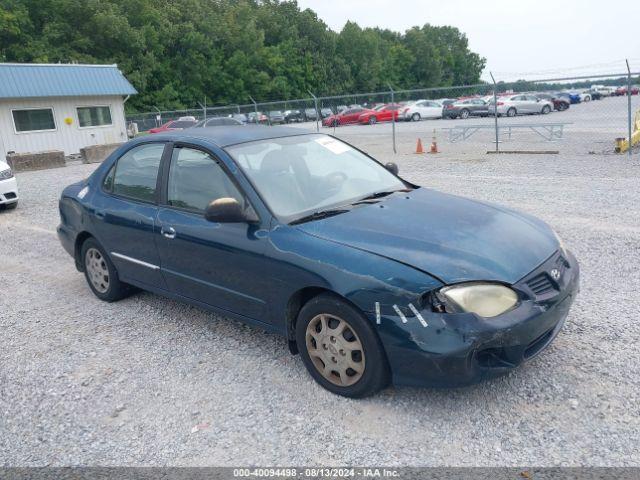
[434,283,518,318]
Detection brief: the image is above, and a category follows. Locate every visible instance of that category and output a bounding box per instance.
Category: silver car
[488,94,553,117]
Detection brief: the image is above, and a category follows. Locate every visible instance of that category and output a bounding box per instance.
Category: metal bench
[443,122,571,143]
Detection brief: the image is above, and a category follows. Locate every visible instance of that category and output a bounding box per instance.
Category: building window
[77,106,112,128]
[12,108,56,132]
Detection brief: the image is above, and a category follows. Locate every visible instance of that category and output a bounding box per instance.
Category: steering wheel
[324,171,348,195]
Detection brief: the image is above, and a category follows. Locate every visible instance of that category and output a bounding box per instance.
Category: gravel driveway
[1,146,639,466]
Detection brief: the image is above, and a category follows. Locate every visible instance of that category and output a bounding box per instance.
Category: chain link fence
[126,67,640,157]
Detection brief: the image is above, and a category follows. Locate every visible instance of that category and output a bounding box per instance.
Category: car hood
[296,188,558,284]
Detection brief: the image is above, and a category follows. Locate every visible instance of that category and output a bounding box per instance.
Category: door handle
[161,226,176,239]
[95,210,106,219]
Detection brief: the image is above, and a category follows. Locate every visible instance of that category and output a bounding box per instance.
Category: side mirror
[385,162,399,175]
[204,198,257,223]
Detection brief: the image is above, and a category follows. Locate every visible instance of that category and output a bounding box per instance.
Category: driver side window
[167,147,244,213]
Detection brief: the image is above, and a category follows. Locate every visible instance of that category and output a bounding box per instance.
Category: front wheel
[541,105,551,114]
[296,294,390,398]
[368,116,377,125]
[411,112,421,122]
[507,107,517,117]
[460,109,470,119]
[81,238,132,302]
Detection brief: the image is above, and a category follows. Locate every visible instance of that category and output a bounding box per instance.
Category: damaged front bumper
[371,250,580,388]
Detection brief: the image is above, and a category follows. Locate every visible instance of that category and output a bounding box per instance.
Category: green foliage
[0,0,486,112]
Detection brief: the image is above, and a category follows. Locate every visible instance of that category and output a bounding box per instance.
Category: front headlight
[0,168,13,180]
[438,283,518,318]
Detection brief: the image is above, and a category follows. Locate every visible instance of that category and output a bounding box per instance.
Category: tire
[460,108,470,119]
[4,202,17,210]
[80,237,132,302]
[557,102,568,111]
[584,95,591,102]
[506,107,517,117]
[541,105,551,114]
[295,293,390,398]
[368,116,377,125]
[411,112,421,122]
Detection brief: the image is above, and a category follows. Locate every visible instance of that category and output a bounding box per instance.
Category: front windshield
[226,134,406,220]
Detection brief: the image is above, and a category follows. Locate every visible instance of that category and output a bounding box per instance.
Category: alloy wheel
[305,314,365,387]
[85,248,110,293]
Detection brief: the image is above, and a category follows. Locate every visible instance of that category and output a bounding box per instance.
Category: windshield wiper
[290,208,350,225]
[356,189,406,202]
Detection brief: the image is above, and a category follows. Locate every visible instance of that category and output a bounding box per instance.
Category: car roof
[151,125,315,148]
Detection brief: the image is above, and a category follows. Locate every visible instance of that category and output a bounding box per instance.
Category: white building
[0,63,137,161]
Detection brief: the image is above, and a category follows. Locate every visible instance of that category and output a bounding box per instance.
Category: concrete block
[6,150,65,172]
[80,143,123,164]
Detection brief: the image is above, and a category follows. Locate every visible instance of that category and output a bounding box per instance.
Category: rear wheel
[411,112,421,122]
[507,107,517,117]
[81,238,132,302]
[583,95,591,102]
[296,293,390,398]
[368,116,377,125]
[541,105,551,114]
[460,108,470,119]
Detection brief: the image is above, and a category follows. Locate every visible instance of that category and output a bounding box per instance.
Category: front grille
[527,272,554,295]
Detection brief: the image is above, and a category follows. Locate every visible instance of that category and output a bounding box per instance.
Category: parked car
[0,160,18,210]
[148,116,197,134]
[247,112,268,124]
[488,95,554,117]
[284,110,305,123]
[322,107,366,127]
[535,93,570,111]
[193,117,243,128]
[320,108,334,119]
[556,92,581,104]
[230,113,248,124]
[402,100,443,121]
[442,98,489,119]
[267,111,286,124]
[304,108,318,121]
[615,86,639,96]
[586,89,602,101]
[591,85,616,97]
[358,104,402,125]
[578,91,592,102]
[57,126,579,397]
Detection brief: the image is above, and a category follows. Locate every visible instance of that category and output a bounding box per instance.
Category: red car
[615,86,639,96]
[358,104,402,125]
[322,107,366,127]
[148,117,197,134]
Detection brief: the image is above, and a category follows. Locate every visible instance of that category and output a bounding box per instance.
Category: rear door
[92,142,167,289]
[154,144,270,319]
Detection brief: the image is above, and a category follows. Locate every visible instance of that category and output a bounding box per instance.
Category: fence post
[626,59,633,157]
[388,84,397,154]
[197,97,207,122]
[153,106,162,127]
[490,72,499,153]
[249,96,258,124]
[308,90,320,132]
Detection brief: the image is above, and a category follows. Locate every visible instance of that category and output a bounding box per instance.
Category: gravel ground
[1,142,640,466]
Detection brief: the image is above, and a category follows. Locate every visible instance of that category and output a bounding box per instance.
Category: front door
[155,145,270,319]
[91,142,167,289]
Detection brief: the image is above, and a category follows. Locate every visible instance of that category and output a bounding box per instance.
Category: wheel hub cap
[305,314,365,387]
[85,248,110,294]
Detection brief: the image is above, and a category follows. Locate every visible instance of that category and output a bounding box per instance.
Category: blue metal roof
[0,63,137,99]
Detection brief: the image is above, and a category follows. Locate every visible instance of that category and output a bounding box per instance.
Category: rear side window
[112,143,164,202]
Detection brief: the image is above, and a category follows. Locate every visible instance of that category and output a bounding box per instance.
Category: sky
[296,0,640,82]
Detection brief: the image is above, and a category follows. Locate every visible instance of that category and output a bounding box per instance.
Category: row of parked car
[145,83,639,133]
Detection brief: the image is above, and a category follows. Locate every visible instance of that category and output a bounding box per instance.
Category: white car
[0,160,18,210]
[402,99,443,121]
[487,94,553,117]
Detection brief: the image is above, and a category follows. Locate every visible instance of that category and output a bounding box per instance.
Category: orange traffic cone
[430,129,439,153]
[415,138,425,154]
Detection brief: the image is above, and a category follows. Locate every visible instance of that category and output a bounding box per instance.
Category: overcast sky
[296,0,640,82]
